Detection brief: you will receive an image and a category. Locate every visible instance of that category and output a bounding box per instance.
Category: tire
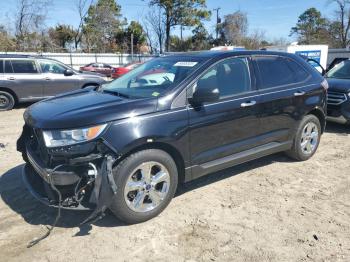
[109,149,178,224]
[0,91,15,111]
[286,114,321,161]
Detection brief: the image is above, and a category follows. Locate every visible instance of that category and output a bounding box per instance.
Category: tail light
[321,79,329,91]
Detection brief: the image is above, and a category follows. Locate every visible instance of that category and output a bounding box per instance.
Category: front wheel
[109,149,178,224]
[286,115,321,161]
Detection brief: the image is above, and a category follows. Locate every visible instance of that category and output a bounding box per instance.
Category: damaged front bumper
[18,125,119,214]
[22,164,93,210]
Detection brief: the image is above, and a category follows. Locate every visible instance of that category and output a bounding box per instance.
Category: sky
[0,0,338,41]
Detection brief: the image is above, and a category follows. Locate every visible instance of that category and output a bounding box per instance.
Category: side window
[11,60,38,73]
[286,59,310,82]
[39,60,67,74]
[0,60,3,73]
[196,57,252,99]
[255,56,306,89]
[4,60,13,73]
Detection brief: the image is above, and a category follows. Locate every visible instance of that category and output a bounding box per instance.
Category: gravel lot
[0,107,349,262]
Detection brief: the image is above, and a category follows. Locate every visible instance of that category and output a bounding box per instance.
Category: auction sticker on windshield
[174,62,198,67]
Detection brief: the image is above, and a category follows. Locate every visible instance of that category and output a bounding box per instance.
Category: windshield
[326,60,350,79]
[102,56,204,99]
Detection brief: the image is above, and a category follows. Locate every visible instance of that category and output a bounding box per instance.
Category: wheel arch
[307,107,326,133]
[114,141,186,185]
[81,82,100,89]
[0,87,18,104]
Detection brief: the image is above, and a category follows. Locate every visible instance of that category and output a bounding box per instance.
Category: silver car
[0,55,107,110]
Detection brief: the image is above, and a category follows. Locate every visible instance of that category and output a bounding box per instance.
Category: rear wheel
[286,115,321,161]
[109,149,178,224]
[0,91,15,111]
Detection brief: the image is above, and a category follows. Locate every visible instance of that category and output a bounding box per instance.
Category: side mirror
[64,69,74,76]
[189,84,220,105]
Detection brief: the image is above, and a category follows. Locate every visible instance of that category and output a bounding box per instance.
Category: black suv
[17,51,327,224]
[0,55,106,110]
[325,59,350,124]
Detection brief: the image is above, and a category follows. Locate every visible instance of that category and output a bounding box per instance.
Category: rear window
[11,60,38,73]
[0,60,3,73]
[256,56,309,89]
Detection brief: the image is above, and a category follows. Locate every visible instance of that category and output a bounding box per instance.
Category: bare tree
[144,7,166,53]
[221,11,248,45]
[330,0,350,47]
[14,0,52,50]
[74,0,94,50]
[242,29,266,50]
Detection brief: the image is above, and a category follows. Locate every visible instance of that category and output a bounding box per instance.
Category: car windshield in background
[102,57,204,98]
[326,60,350,79]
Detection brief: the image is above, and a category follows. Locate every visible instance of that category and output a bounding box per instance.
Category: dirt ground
[0,107,349,262]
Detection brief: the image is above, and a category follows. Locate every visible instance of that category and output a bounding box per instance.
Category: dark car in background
[17,51,327,224]
[111,62,142,78]
[0,55,107,110]
[79,63,115,77]
[325,59,350,124]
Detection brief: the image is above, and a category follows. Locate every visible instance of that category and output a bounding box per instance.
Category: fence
[0,52,159,70]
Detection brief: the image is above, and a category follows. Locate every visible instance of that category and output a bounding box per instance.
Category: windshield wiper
[102,89,130,99]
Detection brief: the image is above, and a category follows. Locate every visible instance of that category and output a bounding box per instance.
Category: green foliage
[290,8,330,45]
[48,24,76,50]
[147,0,210,51]
[0,26,15,51]
[115,21,147,53]
[83,0,124,52]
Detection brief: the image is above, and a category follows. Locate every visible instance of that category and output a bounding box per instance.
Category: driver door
[39,59,80,97]
[188,57,262,179]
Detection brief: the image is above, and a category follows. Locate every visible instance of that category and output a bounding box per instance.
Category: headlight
[42,124,107,148]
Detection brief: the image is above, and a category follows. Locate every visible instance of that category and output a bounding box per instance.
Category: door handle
[7,77,15,80]
[294,91,305,96]
[240,100,257,108]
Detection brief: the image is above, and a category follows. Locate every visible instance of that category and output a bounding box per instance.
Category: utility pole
[213,7,221,40]
[131,33,134,61]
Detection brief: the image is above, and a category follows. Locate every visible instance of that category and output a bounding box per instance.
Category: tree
[329,0,350,48]
[0,26,15,51]
[115,21,147,53]
[48,24,76,50]
[14,0,52,51]
[83,0,124,52]
[290,8,329,44]
[191,23,210,50]
[144,7,166,53]
[241,29,266,50]
[147,0,210,51]
[221,11,248,45]
[73,0,94,50]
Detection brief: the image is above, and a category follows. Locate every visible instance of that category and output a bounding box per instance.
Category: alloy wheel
[300,122,319,155]
[124,161,170,213]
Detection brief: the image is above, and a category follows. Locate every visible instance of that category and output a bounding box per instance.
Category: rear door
[4,59,44,100]
[253,55,313,144]
[39,59,81,96]
[188,56,261,178]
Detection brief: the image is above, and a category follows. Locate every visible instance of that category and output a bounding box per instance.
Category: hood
[24,89,158,129]
[326,78,350,93]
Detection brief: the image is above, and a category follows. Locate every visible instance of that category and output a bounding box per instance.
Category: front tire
[109,149,178,224]
[0,91,15,111]
[287,115,321,161]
